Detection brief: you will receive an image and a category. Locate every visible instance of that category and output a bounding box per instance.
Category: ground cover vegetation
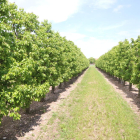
[0,0,89,124]
[37,66,140,140]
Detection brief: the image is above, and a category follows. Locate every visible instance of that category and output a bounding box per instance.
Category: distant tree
[88,57,96,64]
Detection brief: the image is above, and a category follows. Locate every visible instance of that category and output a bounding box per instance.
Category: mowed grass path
[39,66,140,140]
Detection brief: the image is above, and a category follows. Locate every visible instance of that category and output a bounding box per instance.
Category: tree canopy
[89,57,96,64]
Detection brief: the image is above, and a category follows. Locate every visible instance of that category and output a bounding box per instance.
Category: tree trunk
[40,97,45,102]
[123,81,125,86]
[129,83,132,91]
[118,78,121,83]
[26,106,30,114]
[69,79,73,84]
[52,86,55,94]
[139,89,140,96]
[64,81,67,87]
[138,84,140,97]
[59,83,63,89]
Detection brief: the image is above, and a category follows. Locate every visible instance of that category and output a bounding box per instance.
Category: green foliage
[88,57,96,64]
[95,37,140,92]
[0,0,89,124]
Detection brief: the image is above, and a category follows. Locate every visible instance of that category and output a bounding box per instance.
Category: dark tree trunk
[64,81,67,87]
[40,97,45,102]
[118,78,121,83]
[129,83,132,91]
[59,83,63,89]
[52,86,55,94]
[26,106,30,114]
[123,81,125,86]
[138,84,140,97]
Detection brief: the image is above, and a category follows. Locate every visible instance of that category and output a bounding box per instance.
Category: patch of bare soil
[97,68,140,118]
[0,70,87,140]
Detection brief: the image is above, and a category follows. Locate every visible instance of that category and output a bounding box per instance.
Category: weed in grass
[32,133,35,137]
[52,112,58,117]
[47,112,58,125]
[68,104,72,107]
[41,125,48,132]
[59,102,65,107]
[43,109,46,113]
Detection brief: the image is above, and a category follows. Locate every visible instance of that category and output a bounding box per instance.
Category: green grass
[38,66,140,140]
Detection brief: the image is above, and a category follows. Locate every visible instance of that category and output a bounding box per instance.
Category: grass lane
[39,66,140,140]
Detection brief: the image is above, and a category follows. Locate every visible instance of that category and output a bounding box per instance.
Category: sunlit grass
[38,66,140,140]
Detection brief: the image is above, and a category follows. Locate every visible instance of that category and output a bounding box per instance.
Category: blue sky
[9,0,140,58]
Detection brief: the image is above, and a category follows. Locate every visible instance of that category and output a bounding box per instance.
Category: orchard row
[96,37,140,94]
[0,0,89,123]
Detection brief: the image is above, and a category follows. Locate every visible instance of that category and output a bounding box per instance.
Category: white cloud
[113,4,131,12]
[113,5,123,12]
[134,29,140,33]
[117,31,129,36]
[59,31,118,58]
[8,0,38,8]
[86,21,126,33]
[117,31,131,40]
[91,0,117,9]
[126,4,131,8]
[60,32,86,41]
[116,31,136,42]
[117,30,139,41]
[99,21,126,30]
[9,0,83,23]
[75,37,118,58]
